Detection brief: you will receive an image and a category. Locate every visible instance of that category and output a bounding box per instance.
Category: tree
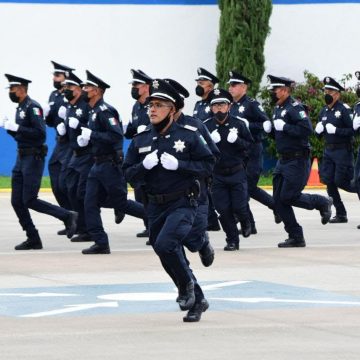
[216,0,272,97]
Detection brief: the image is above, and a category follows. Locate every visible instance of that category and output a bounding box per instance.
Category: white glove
[326,123,336,134]
[210,129,221,144]
[137,125,147,134]
[68,117,79,129]
[353,115,360,131]
[80,127,92,141]
[227,128,238,143]
[238,117,249,128]
[315,122,324,134]
[77,135,89,147]
[160,152,179,171]
[43,103,51,118]
[4,119,19,132]
[143,149,159,170]
[58,105,67,120]
[263,120,272,133]
[56,122,66,136]
[0,116,8,128]
[274,119,286,131]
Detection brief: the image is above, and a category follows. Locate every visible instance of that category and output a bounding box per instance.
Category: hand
[227,128,238,143]
[68,117,79,129]
[238,117,249,128]
[353,115,360,131]
[263,120,272,133]
[210,129,221,144]
[273,119,286,131]
[315,122,324,134]
[0,116,8,128]
[77,135,89,147]
[80,127,92,141]
[137,125,147,133]
[43,103,51,118]
[143,149,159,170]
[326,123,336,134]
[4,119,19,132]
[58,105,67,120]
[56,122,66,136]
[160,152,179,170]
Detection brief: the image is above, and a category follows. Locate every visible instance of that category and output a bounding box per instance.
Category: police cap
[195,67,219,84]
[4,74,32,88]
[228,70,252,85]
[63,72,83,87]
[130,69,152,85]
[85,70,110,90]
[208,88,233,105]
[51,61,75,78]
[267,74,294,89]
[323,76,344,92]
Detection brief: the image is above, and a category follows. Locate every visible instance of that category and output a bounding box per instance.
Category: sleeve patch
[108,117,118,126]
[33,108,41,116]
[299,111,306,119]
[184,124,197,131]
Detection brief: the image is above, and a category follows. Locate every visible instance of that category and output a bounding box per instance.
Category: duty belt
[18,145,48,158]
[215,163,244,176]
[279,149,310,160]
[93,153,116,164]
[73,148,91,157]
[147,187,198,205]
[325,143,352,150]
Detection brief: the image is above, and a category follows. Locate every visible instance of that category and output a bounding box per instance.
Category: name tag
[139,146,151,153]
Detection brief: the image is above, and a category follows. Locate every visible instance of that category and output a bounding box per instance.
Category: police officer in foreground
[1,74,78,250]
[315,76,358,224]
[193,67,219,123]
[44,61,75,235]
[204,88,253,251]
[266,75,333,248]
[78,71,145,255]
[228,70,280,234]
[123,79,215,322]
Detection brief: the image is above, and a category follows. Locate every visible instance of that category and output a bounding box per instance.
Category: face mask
[81,90,90,103]
[270,91,279,105]
[9,92,20,103]
[325,93,333,105]
[356,88,360,98]
[195,85,204,97]
[53,81,62,90]
[153,112,172,133]
[131,87,140,100]
[64,89,75,102]
[214,111,228,122]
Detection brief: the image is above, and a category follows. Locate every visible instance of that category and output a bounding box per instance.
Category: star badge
[229,127,238,134]
[335,110,341,118]
[326,77,330,83]
[205,106,211,113]
[173,139,186,153]
[152,80,159,89]
[229,71,233,77]
[214,89,220,96]
[19,110,25,119]
[281,110,287,117]
[92,113,97,121]
[238,105,245,113]
[75,108,83,117]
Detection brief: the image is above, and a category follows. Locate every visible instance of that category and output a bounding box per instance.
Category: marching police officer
[267,75,332,248]
[123,79,215,322]
[204,88,254,251]
[44,61,75,235]
[228,70,280,233]
[193,67,219,123]
[1,74,78,250]
[353,71,360,229]
[78,71,145,254]
[315,76,358,223]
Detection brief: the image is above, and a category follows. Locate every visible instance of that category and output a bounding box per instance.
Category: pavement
[0,190,360,360]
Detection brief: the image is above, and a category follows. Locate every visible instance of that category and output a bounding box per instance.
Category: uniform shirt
[87,99,123,156]
[124,101,150,139]
[272,96,312,154]
[123,121,215,195]
[7,96,45,149]
[229,94,269,142]
[204,114,253,170]
[193,97,212,122]
[317,100,353,145]
[45,90,67,129]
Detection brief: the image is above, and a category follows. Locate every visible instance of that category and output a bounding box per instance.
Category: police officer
[267,75,333,248]
[228,70,280,233]
[123,79,215,322]
[193,67,219,123]
[315,76,357,223]
[1,74,78,250]
[204,88,254,251]
[123,69,152,239]
[44,61,75,235]
[79,71,145,255]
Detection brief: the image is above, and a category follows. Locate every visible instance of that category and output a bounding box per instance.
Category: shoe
[136,229,149,238]
[178,281,195,311]
[145,240,151,246]
[15,239,43,250]
[57,228,67,236]
[274,211,282,224]
[65,211,78,239]
[199,240,215,267]
[278,237,306,248]
[224,243,239,251]
[320,197,333,225]
[71,233,92,242]
[240,220,251,238]
[183,298,209,322]
[82,243,110,254]
[329,215,348,224]
[251,224,257,235]
[114,210,125,224]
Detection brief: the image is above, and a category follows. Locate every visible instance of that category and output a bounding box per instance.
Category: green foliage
[259,71,359,160]
[216,0,272,96]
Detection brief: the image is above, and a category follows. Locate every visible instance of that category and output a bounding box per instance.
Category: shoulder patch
[292,101,300,107]
[33,107,42,116]
[299,110,307,119]
[343,103,351,109]
[134,126,151,136]
[203,117,212,123]
[184,124,198,131]
[100,104,108,111]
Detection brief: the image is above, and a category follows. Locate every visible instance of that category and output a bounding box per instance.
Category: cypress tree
[216,0,272,97]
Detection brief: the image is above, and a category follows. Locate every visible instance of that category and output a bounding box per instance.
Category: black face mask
[270,91,279,105]
[9,92,20,103]
[81,90,90,103]
[195,85,204,97]
[153,112,172,133]
[356,88,360,98]
[325,93,333,105]
[131,87,140,100]
[214,111,228,122]
[64,89,75,102]
[53,81,62,90]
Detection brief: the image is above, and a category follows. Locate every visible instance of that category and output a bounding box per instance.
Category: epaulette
[99,104,108,111]
[343,103,351,109]
[134,126,151,136]
[183,124,198,131]
[203,117,212,124]
[291,101,300,107]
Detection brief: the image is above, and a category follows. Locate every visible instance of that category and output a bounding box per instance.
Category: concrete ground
[0,189,359,360]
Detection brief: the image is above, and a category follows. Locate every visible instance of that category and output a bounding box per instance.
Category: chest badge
[281,109,287,117]
[238,105,245,113]
[335,110,341,118]
[76,108,83,117]
[205,106,210,113]
[19,110,25,119]
[173,139,186,153]
[92,113,97,121]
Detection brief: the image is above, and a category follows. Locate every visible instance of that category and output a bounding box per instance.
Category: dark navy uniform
[193,98,213,122]
[353,99,360,191]
[124,100,150,139]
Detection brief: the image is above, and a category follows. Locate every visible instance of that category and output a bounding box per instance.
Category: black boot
[178,281,195,311]
[57,228,67,236]
[114,209,125,224]
[183,298,209,322]
[240,219,251,238]
[136,229,149,238]
[65,211,78,239]
[278,237,306,248]
[15,230,42,250]
[82,243,110,254]
[224,243,239,251]
[71,233,92,242]
[329,215,348,223]
[273,211,282,224]
[319,197,333,225]
[199,235,215,267]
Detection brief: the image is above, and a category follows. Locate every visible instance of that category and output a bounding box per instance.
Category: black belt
[73,148,91,157]
[93,153,116,164]
[279,149,310,160]
[215,163,244,176]
[147,185,199,205]
[18,145,47,157]
[326,143,352,150]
